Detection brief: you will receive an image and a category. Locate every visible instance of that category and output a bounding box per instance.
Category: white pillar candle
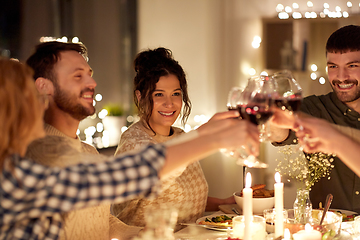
[274,172,284,238]
[292,223,322,240]
[243,172,253,240]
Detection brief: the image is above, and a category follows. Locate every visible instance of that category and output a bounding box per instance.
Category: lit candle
[292,223,322,240]
[243,172,253,240]
[283,228,291,240]
[274,172,284,238]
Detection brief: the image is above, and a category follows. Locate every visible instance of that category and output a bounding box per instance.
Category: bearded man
[25,41,141,240]
[270,25,360,213]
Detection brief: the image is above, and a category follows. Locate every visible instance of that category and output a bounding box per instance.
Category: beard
[53,83,95,121]
[331,79,360,103]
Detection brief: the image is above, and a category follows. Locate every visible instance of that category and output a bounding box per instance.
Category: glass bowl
[285,209,342,240]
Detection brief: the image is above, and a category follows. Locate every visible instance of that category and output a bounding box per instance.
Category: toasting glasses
[225,75,276,168]
[241,75,277,142]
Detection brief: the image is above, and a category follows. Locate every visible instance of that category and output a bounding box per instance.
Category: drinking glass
[223,86,267,168]
[271,70,302,113]
[270,70,306,148]
[232,215,266,240]
[240,75,277,142]
[263,209,288,233]
[137,205,178,240]
[224,75,276,168]
[227,86,243,112]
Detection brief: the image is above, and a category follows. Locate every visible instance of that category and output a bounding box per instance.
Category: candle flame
[284,228,291,239]
[305,223,312,231]
[245,172,252,188]
[275,172,281,183]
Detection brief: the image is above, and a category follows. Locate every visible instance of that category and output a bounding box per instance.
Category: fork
[232,207,240,215]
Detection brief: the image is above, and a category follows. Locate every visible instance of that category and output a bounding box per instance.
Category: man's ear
[135,90,141,102]
[34,77,54,95]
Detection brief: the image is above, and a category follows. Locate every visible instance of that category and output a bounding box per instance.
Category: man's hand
[267,108,296,142]
[270,108,296,129]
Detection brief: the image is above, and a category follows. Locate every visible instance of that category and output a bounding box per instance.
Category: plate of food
[328,209,358,222]
[195,214,237,231]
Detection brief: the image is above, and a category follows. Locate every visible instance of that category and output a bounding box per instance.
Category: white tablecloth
[174,211,355,240]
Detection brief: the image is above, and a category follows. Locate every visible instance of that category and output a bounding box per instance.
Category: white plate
[330,209,358,217]
[195,214,237,231]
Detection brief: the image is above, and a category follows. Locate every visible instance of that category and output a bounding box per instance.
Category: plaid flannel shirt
[0,144,166,240]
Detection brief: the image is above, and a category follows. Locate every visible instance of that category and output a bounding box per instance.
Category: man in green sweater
[271,25,360,214]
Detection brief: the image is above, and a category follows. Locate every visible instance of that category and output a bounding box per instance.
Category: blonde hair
[0,58,43,169]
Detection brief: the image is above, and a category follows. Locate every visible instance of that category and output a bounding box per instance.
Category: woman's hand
[162,111,259,178]
[196,111,240,136]
[212,118,260,157]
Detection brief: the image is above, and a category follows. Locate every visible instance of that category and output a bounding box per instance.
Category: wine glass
[240,75,277,142]
[238,75,278,167]
[227,86,243,112]
[271,70,305,148]
[223,87,243,158]
[271,70,302,113]
[222,86,268,168]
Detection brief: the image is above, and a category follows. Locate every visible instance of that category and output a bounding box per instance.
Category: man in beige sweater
[25,41,141,240]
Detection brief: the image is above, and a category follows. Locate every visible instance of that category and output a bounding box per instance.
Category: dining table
[174,205,355,240]
[174,210,231,240]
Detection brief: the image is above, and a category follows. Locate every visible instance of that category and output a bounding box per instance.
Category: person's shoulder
[25,135,82,166]
[121,121,152,140]
[27,135,68,149]
[115,121,155,156]
[303,92,333,108]
[80,141,99,154]
[304,92,331,102]
[301,92,335,117]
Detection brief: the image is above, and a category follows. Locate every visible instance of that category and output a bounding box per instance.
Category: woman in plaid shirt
[0,58,259,239]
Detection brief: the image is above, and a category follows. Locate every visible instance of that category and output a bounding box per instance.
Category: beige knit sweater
[112,121,208,233]
[25,124,142,240]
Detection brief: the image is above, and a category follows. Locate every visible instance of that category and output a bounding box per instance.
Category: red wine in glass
[239,105,274,125]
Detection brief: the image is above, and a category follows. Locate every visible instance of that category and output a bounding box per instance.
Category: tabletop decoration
[275,146,335,190]
[274,172,284,238]
[292,223,322,240]
[232,215,266,240]
[283,228,291,239]
[243,172,253,240]
[293,189,312,224]
[275,146,335,224]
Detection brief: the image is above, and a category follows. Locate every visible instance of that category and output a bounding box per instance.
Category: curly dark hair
[133,47,191,132]
[326,25,360,54]
[26,41,88,82]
